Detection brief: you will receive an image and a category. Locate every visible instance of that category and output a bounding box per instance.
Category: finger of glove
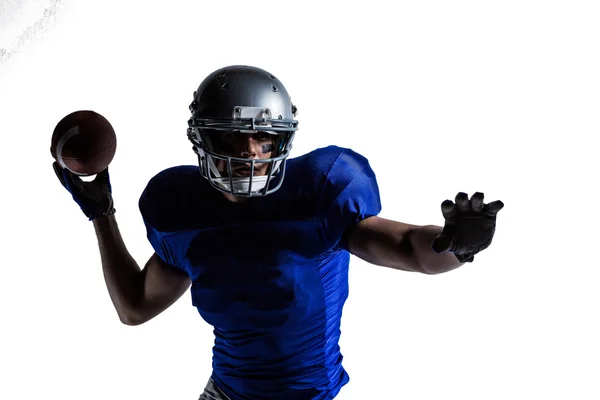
[485,200,504,216]
[470,192,485,212]
[54,162,85,195]
[61,167,85,195]
[441,200,458,220]
[52,162,67,188]
[93,167,111,185]
[455,192,470,213]
[432,233,453,253]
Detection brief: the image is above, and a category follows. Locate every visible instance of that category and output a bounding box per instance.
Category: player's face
[212,131,275,177]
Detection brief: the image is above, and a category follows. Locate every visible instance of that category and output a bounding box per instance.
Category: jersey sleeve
[138,170,184,270]
[142,218,181,269]
[317,148,382,251]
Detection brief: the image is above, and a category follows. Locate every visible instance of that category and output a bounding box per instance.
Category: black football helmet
[187,65,299,197]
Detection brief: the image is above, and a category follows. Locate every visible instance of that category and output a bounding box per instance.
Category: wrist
[92,213,117,232]
[88,205,116,221]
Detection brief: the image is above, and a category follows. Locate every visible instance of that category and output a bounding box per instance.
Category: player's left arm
[347,192,504,275]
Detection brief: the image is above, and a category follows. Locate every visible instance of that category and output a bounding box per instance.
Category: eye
[254,132,271,141]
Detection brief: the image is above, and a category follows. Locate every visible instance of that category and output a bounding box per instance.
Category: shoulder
[289,145,373,180]
[140,165,202,205]
[285,144,379,209]
[139,165,210,231]
[296,147,381,249]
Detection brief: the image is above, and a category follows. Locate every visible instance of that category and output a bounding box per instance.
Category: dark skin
[348,219,461,275]
[96,134,461,325]
[93,215,191,325]
[212,131,275,203]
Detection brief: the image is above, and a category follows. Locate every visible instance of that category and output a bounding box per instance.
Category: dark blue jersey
[139,146,381,399]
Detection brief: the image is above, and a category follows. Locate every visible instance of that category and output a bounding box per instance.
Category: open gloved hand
[432,192,504,263]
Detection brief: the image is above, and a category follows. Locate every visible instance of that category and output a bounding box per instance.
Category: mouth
[234,167,253,177]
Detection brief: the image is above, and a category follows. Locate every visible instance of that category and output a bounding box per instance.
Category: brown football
[50,110,117,175]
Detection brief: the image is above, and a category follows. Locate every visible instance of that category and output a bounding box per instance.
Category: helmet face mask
[187,66,298,197]
[189,127,295,196]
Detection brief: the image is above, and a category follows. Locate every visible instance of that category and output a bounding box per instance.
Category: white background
[1,0,599,399]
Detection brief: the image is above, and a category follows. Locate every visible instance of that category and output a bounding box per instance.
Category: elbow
[120,315,145,326]
[118,308,147,326]
[120,317,143,326]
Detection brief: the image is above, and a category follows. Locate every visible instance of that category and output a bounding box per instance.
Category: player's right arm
[52,162,191,325]
[93,214,191,325]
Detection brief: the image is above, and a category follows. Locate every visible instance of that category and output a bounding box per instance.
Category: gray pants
[198,378,231,400]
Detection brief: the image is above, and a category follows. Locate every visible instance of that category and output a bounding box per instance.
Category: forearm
[349,217,464,274]
[410,225,464,274]
[93,214,143,324]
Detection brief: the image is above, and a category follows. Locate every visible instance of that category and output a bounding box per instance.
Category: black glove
[431,192,504,263]
[53,162,116,221]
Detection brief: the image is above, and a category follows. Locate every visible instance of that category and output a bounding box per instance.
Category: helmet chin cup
[214,175,270,194]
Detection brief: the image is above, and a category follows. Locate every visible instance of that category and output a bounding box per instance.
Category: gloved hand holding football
[50,110,117,220]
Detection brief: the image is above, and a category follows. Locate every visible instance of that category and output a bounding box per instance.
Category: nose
[238,135,259,158]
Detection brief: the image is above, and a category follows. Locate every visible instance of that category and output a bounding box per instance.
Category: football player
[53,65,504,400]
